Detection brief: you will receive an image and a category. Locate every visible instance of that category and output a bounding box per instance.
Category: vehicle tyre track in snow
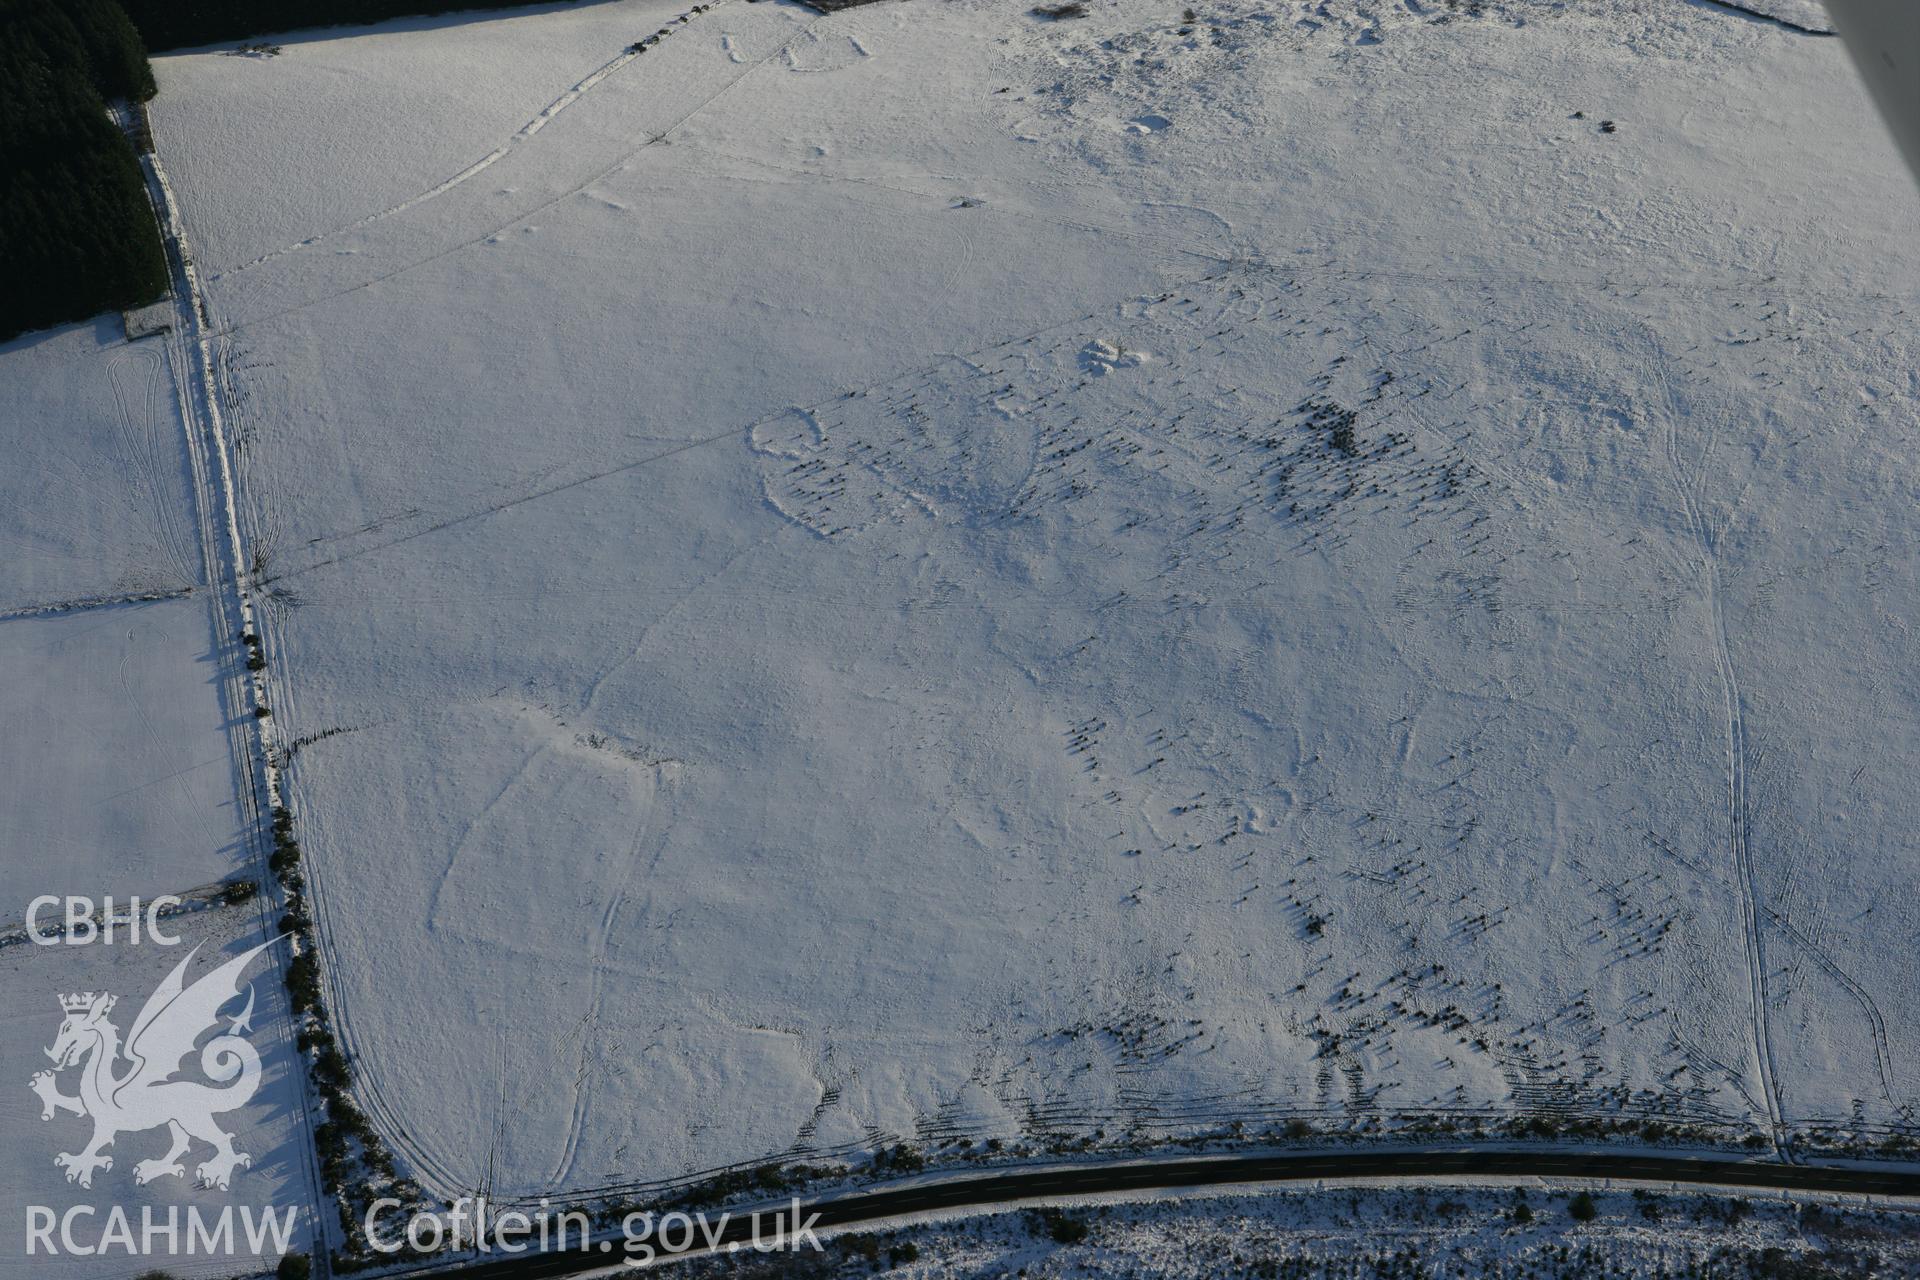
[1763,905,1900,1116]
[126,104,338,1255]
[255,268,1236,586]
[250,524,480,1199]
[186,6,843,1194]
[107,347,202,587]
[211,5,833,341]
[293,788,477,1199]
[676,139,1234,270]
[215,3,729,282]
[546,776,681,1191]
[1651,357,1789,1162]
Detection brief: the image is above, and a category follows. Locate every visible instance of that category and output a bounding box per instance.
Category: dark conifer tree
[0,0,166,341]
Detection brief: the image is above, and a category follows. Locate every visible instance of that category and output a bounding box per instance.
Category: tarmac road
[420,1146,1920,1277]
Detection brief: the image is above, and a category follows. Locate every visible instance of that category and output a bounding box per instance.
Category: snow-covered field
[0,321,200,613]
[0,595,248,906]
[0,314,311,1273]
[0,319,252,905]
[132,0,1920,1213]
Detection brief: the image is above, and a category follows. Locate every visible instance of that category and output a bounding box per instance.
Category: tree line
[0,0,168,342]
[2,0,591,344]
[119,0,583,52]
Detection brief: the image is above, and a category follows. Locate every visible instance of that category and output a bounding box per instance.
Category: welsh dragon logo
[30,940,275,1191]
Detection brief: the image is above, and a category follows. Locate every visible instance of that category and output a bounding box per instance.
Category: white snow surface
[0,321,201,610]
[0,321,249,905]
[0,597,247,906]
[0,912,314,1279]
[0,320,289,1274]
[138,0,1920,1204]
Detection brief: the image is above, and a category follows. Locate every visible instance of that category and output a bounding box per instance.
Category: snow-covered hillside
[135,0,1920,1210]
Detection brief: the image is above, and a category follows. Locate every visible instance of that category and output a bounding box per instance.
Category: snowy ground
[0,315,308,1273]
[728,1183,1920,1279]
[0,908,315,1280]
[136,0,1920,1213]
[0,595,249,908]
[0,321,200,614]
[0,318,252,907]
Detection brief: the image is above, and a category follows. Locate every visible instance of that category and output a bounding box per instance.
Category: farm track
[126,105,336,1270]
[1764,906,1902,1119]
[1653,362,1788,1162]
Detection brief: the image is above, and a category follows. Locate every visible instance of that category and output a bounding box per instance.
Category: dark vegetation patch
[118,0,587,53]
[0,0,167,342]
[794,0,894,12]
[2,1,612,343]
